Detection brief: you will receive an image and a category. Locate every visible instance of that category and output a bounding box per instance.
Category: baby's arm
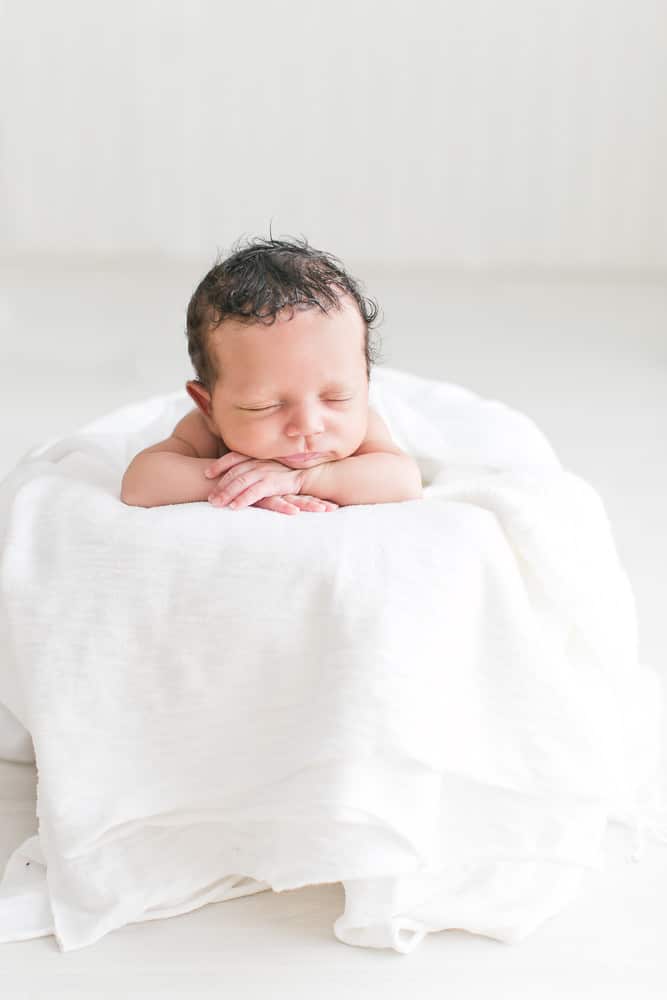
[301,452,422,506]
[300,411,422,506]
[120,410,219,507]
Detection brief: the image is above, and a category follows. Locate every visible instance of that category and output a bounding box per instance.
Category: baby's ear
[185,380,214,421]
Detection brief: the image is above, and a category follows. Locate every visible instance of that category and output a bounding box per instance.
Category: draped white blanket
[0,366,664,953]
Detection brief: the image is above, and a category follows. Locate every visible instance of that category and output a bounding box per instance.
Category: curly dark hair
[185,234,383,392]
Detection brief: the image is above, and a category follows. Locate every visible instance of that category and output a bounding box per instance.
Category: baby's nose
[286,403,325,436]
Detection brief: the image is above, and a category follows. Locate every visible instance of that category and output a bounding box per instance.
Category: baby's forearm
[300,453,423,506]
[121,452,211,507]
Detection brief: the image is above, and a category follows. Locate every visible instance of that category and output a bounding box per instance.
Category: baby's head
[185,236,382,468]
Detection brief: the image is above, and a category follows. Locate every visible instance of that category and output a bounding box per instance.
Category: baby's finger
[285,493,338,510]
[252,496,300,515]
[224,480,275,509]
[284,494,338,512]
[203,452,247,479]
[296,497,327,512]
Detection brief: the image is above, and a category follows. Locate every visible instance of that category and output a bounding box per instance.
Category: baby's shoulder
[170,408,224,460]
[353,405,403,457]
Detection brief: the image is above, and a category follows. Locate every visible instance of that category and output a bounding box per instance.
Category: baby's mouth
[278,452,327,464]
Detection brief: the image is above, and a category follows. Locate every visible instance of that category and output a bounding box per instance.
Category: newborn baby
[121,236,423,515]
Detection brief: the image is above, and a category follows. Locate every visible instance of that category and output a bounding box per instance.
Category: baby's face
[198,295,369,470]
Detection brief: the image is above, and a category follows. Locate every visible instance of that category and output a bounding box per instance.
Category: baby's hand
[253,494,339,515]
[204,452,308,509]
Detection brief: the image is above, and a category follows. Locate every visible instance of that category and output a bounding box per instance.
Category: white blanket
[0,366,664,953]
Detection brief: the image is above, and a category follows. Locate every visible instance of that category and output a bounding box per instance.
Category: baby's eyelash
[245,397,352,412]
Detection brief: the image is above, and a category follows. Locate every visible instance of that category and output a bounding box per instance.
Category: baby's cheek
[347,414,370,456]
[221,424,263,456]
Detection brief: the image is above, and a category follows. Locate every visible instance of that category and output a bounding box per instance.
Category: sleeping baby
[121,235,423,515]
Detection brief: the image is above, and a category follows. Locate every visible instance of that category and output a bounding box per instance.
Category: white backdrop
[1,0,666,271]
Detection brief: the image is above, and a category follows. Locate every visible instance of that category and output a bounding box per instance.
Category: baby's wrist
[298,463,324,496]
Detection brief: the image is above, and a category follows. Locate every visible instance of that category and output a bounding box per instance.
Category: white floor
[1,258,666,997]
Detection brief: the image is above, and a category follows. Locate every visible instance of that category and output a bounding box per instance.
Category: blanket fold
[0,366,664,953]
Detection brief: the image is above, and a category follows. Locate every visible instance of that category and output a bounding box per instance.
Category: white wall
[1,0,666,271]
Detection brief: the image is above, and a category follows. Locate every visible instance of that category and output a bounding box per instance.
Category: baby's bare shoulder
[353,406,404,457]
[168,408,224,459]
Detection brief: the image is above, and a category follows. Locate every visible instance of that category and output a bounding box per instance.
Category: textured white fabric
[0,366,664,953]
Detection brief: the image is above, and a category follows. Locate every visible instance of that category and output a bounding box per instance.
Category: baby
[121,236,423,515]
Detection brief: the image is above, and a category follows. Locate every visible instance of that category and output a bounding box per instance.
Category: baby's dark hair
[186,234,383,392]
